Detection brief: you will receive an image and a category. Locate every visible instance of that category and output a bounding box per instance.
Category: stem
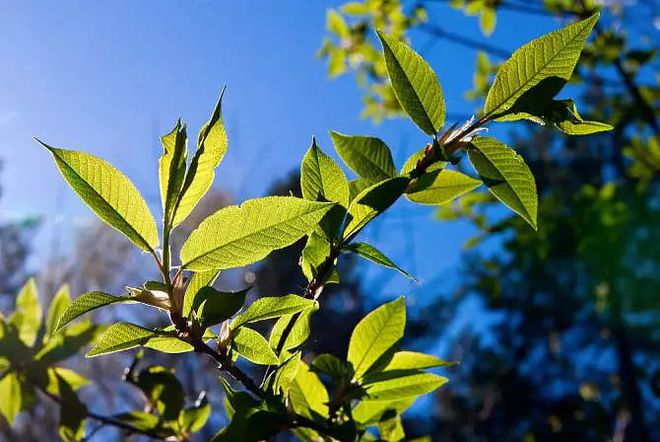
[39,386,163,439]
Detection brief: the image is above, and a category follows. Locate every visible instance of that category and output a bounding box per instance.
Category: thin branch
[417,23,511,59]
[39,387,163,439]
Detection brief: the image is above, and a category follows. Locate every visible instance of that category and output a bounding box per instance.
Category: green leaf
[352,398,413,425]
[180,396,211,433]
[180,196,334,271]
[289,360,329,419]
[479,7,496,37]
[172,89,228,226]
[406,169,481,204]
[327,9,349,38]
[55,373,87,442]
[9,278,42,347]
[271,352,301,394]
[232,295,317,328]
[232,327,279,365]
[365,372,447,401]
[46,284,71,338]
[46,368,89,396]
[159,119,188,225]
[269,307,316,355]
[379,414,405,442]
[345,242,414,280]
[330,132,397,183]
[112,411,163,433]
[377,31,445,135]
[86,322,156,357]
[344,177,409,240]
[468,137,538,229]
[400,147,446,175]
[192,287,248,327]
[301,139,349,207]
[36,320,99,364]
[135,366,185,421]
[300,231,334,283]
[38,142,159,251]
[382,351,453,371]
[55,291,133,333]
[144,336,194,354]
[526,99,612,135]
[311,354,352,381]
[348,297,406,380]
[183,269,221,317]
[348,178,372,202]
[484,14,599,117]
[0,372,22,425]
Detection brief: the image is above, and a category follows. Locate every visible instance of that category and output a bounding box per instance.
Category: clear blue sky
[0,1,558,301]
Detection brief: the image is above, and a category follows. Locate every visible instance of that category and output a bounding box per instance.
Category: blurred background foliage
[0,0,657,440]
[319,0,659,441]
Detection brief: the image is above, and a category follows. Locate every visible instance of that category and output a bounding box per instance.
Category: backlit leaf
[344,177,408,240]
[290,360,329,419]
[46,284,71,338]
[183,269,221,317]
[345,242,414,280]
[383,351,453,371]
[348,297,406,380]
[377,31,445,135]
[232,295,317,328]
[468,137,537,229]
[0,372,22,424]
[365,372,447,401]
[406,169,481,205]
[172,89,228,226]
[232,327,279,365]
[192,287,248,327]
[55,291,133,333]
[484,14,599,117]
[181,197,333,271]
[330,132,397,183]
[39,142,159,251]
[86,322,156,357]
[301,139,349,206]
[9,278,42,347]
[159,119,188,225]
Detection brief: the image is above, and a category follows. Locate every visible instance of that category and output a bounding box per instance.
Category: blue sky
[0,1,559,301]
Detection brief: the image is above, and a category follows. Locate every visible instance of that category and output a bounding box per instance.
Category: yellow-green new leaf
[45,284,71,338]
[0,372,22,425]
[86,322,155,357]
[159,120,188,224]
[39,142,159,251]
[232,327,278,365]
[383,351,453,371]
[468,137,538,229]
[484,14,599,117]
[172,90,228,226]
[330,132,397,183]
[290,360,329,419]
[181,196,334,271]
[406,169,482,205]
[9,278,42,347]
[144,336,194,354]
[55,291,133,333]
[301,139,349,207]
[366,372,448,401]
[377,31,445,135]
[348,297,406,380]
[232,295,317,329]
